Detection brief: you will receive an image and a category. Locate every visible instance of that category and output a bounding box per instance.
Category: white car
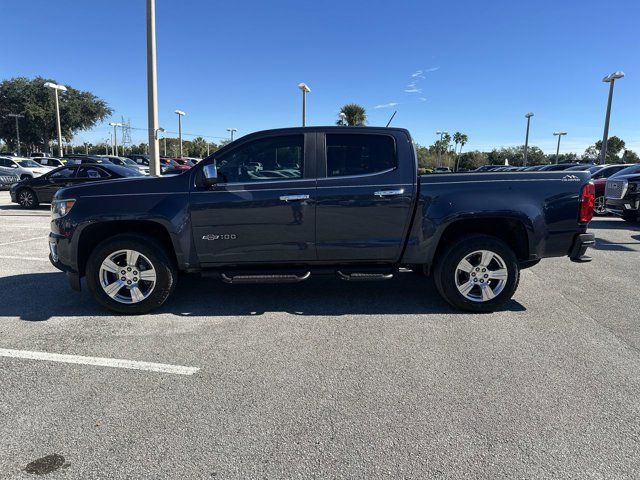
[0,156,52,179]
[34,157,65,168]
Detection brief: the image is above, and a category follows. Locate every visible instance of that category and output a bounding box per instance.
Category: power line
[126,125,228,140]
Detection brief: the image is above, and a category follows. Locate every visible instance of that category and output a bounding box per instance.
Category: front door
[315,131,416,262]
[40,166,79,202]
[190,133,317,265]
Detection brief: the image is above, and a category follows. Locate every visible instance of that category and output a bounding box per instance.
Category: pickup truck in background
[48,127,595,314]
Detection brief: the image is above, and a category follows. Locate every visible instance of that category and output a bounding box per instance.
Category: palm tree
[453,132,463,154]
[459,133,468,154]
[337,104,367,126]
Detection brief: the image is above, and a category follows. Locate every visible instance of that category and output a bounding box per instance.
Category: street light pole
[44,82,67,157]
[298,83,310,126]
[226,128,237,142]
[523,112,534,166]
[600,71,625,165]
[553,132,567,164]
[435,131,448,167]
[147,0,161,176]
[109,122,123,156]
[175,110,185,158]
[6,114,24,155]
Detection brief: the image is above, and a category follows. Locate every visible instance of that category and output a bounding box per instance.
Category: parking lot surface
[0,190,639,479]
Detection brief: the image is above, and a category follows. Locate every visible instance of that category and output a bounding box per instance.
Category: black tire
[85,234,177,314]
[434,234,520,313]
[17,188,39,208]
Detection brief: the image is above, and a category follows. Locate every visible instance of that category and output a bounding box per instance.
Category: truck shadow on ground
[589,218,639,231]
[1,271,526,322]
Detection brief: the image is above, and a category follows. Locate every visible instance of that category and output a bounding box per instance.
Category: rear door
[39,166,79,202]
[315,130,416,261]
[190,132,317,264]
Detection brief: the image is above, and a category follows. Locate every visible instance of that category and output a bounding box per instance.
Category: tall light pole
[44,82,67,157]
[109,122,123,156]
[175,110,185,157]
[553,132,567,164]
[104,138,110,154]
[600,71,625,165]
[298,83,310,126]
[147,0,161,176]
[523,112,534,166]
[6,114,24,155]
[226,128,237,142]
[436,131,448,167]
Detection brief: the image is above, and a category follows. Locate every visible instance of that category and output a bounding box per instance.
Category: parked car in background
[0,156,52,179]
[522,165,547,171]
[538,163,581,171]
[160,157,190,174]
[10,163,145,208]
[473,165,503,172]
[98,155,150,175]
[35,157,65,168]
[605,164,640,223]
[64,155,114,165]
[564,164,598,173]
[125,153,150,166]
[433,166,451,173]
[590,164,634,180]
[0,168,20,190]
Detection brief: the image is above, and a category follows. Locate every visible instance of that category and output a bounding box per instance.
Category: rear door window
[325,134,396,177]
[50,167,76,179]
[77,166,110,179]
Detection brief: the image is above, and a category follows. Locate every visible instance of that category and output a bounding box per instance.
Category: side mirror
[202,163,218,185]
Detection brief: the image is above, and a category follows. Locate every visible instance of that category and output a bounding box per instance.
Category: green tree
[457,150,488,170]
[188,136,209,157]
[622,149,640,163]
[337,104,367,126]
[594,136,626,163]
[0,76,112,154]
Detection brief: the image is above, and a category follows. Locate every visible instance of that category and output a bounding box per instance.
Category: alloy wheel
[594,196,606,215]
[455,250,508,302]
[99,249,157,304]
[18,190,35,207]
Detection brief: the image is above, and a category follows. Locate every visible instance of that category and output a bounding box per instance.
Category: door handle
[374,188,404,197]
[280,194,310,202]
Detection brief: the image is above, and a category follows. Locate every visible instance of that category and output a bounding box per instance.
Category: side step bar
[221,272,311,284]
[337,271,394,281]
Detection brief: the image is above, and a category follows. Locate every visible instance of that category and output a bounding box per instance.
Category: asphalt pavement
[0,190,638,479]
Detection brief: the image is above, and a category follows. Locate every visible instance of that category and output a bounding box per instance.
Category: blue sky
[2,0,638,153]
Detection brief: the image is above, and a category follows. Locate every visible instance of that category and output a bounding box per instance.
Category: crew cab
[605,164,640,222]
[48,127,595,314]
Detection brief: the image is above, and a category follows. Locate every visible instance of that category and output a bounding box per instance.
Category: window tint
[216,135,303,183]
[77,166,109,179]
[326,134,396,177]
[50,167,76,179]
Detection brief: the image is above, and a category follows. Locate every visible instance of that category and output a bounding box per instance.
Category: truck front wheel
[434,235,520,313]
[85,234,177,314]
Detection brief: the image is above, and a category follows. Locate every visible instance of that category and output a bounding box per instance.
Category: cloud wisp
[405,67,439,95]
[374,102,400,109]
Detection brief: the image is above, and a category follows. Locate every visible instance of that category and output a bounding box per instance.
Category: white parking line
[0,236,47,246]
[0,255,50,261]
[0,348,200,376]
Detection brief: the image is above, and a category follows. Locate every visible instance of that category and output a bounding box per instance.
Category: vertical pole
[147,0,161,176]
[105,143,108,154]
[163,137,167,156]
[301,91,306,127]
[54,90,64,157]
[113,125,118,156]
[178,115,183,158]
[600,80,615,165]
[207,143,210,156]
[14,116,21,156]
[523,116,531,166]
[555,135,561,164]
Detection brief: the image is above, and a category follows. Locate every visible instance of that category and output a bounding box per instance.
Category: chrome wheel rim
[594,196,606,215]
[455,250,508,303]
[99,249,157,304]
[19,190,34,207]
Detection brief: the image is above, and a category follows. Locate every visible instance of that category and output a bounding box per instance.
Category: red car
[160,157,190,174]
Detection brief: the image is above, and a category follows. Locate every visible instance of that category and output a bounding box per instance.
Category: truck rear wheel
[85,234,177,314]
[434,234,520,313]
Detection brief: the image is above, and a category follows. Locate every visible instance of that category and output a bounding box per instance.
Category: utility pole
[175,110,186,157]
[553,132,567,164]
[109,122,123,156]
[147,0,161,175]
[600,71,624,165]
[6,114,24,155]
[298,83,310,126]
[44,82,67,157]
[523,112,534,166]
[435,131,448,167]
[226,128,237,142]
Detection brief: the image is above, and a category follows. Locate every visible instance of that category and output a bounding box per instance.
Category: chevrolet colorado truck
[49,127,595,314]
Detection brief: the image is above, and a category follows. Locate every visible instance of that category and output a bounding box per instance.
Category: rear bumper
[569,233,595,262]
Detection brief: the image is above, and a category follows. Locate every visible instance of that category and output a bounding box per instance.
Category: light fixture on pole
[553,132,567,164]
[298,83,310,126]
[146,0,161,175]
[44,82,68,157]
[175,110,186,158]
[226,128,237,142]
[339,112,347,126]
[109,122,123,156]
[5,114,24,155]
[600,71,624,165]
[523,112,534,166]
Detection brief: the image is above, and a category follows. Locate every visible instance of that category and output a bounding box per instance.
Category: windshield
[610,164,640,178]
[17,159,42,168]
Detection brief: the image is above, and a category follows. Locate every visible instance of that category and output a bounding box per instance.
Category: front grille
[605,179,628,199]
[0,175,19,184]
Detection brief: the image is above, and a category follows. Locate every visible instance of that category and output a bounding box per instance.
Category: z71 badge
[202,234,237,240]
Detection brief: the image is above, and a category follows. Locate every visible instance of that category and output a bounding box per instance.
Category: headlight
[51,198,76,219]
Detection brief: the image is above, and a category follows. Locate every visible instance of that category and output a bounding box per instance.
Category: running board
[337,271,394,281]
[221,272,311,284]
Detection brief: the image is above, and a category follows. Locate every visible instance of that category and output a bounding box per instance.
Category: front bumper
[606,197,639,217]
[49,232,81,291]
[569,233,595,263]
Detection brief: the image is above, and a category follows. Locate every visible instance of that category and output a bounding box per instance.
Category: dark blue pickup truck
[49,127,595,314]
